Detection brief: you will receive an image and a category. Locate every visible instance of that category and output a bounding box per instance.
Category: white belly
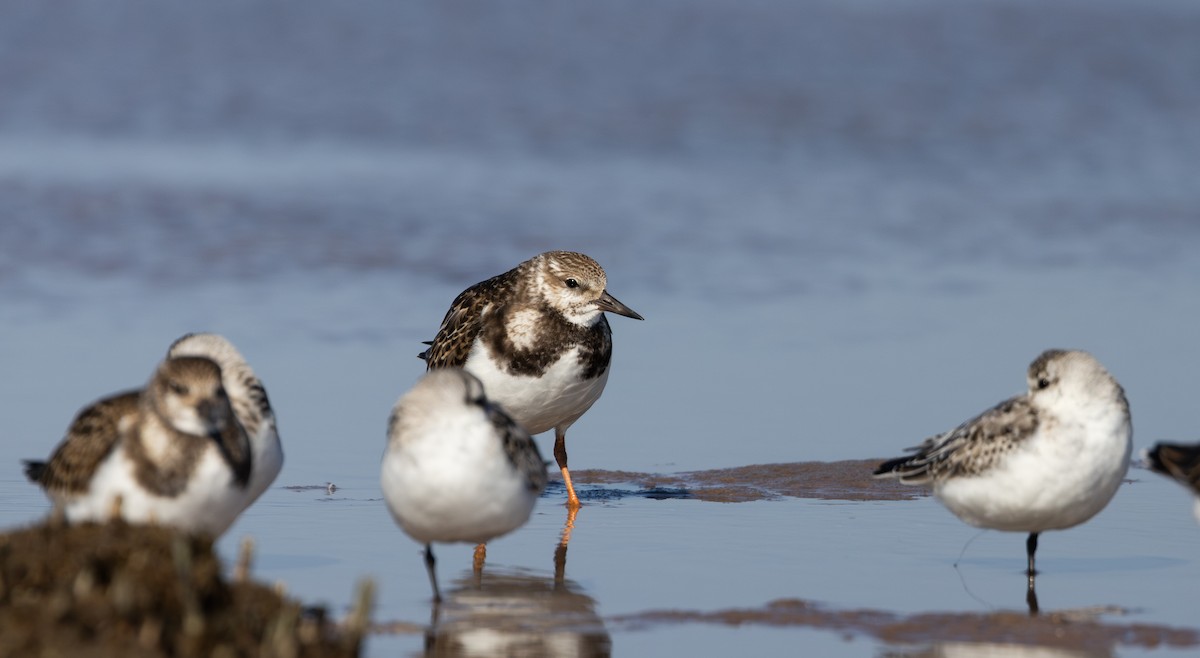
[65,447,247,536]
[935,419,1131,533]
[464,342,609,436]
[381,413,538,544]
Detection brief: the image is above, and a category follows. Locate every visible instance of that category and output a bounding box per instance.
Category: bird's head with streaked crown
[532,251,643,327]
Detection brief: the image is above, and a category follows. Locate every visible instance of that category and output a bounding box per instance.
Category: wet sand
[573,459,925,502]
[608,600,1199,652]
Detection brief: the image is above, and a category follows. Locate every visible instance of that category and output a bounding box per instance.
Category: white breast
[936,395,1131,533]
[464,342,609,435]
[381,410,538,544]
[65,445,247,536]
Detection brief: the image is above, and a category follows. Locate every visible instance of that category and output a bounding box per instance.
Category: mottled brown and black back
[421,263,528,369]
[25,390,141,494]
[874,395,1040,483]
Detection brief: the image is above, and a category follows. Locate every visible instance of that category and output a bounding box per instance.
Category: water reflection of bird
[884,642,1114,658]
[874,350,1132,583]
[424,570,611,658]
[1145,442,1200,523]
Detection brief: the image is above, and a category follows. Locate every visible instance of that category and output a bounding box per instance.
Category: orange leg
[554,430,581,509]
[472,543,487,573]
[560,466,581,509]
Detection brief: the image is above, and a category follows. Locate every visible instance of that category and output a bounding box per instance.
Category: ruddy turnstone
[874,349,1132,578]
[24,356,253,536]
[167,332,282,509]
[1145,442,1200,523]
[381,369,548,602]
[419,251,642,508]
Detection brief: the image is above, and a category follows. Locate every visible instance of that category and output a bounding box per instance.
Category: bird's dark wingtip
[872,455,910,477]
[1145,444,1165,473]
[22,459,47,484]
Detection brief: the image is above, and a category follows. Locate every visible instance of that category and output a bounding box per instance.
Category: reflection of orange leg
[554,430,581,509]
[562,504,577,541]
[473,543,487,574]
[554,504,579,584]
[235,537,255,583]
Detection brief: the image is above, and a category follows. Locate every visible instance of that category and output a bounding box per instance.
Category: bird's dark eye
[565,278,579,289]
[1037,377,1051,390]
[169,382,189,395]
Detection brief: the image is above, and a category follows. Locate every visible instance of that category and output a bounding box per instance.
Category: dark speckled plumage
[874,396,1040,483]
[23,390,141,494]
[419,251,628,381]
[419,265,522,370]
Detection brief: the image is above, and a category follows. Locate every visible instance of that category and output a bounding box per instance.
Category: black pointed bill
[595,290,644,320]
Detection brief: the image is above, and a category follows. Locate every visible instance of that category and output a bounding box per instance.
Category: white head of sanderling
[381,368,548,602]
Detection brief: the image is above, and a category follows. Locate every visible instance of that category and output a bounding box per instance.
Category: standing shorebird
[167,332,282,510]
[874,349,1132,582]
[419,251,642,508]
[24,356,254,536]
[381,369,548,602]
[1145,442,1200,523]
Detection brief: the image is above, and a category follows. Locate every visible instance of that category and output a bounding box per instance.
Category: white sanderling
[167,332,282,510]
[419,251,642,508]
[1145,442,1200,523]
[25,355,253,536]
[874,349,1132,577]
[381,368,548,602]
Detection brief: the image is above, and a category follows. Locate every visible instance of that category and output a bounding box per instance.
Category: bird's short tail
[417,340,433,361]
[22,460,47,484]
[873,456,909,476]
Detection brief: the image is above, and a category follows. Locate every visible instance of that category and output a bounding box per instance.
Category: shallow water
[2,1,1200,655]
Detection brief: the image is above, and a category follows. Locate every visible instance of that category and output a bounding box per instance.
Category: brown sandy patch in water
[574,459,925,502]
[608,599,1200,652]
[0,519,369,658]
